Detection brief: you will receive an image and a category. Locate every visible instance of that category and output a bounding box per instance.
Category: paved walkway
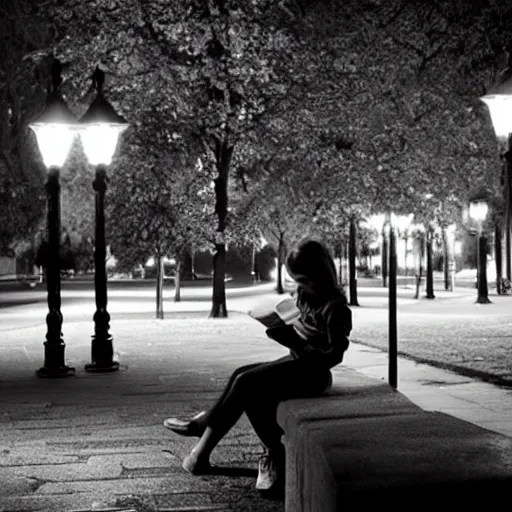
[1,285,512,511]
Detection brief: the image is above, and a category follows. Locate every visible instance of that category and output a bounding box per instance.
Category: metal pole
[37,167,75,377]
[85,164,119,372]
[388,220,398,389]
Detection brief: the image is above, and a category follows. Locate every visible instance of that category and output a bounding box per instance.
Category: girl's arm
[265,324,310,351]
[313,301,352,363]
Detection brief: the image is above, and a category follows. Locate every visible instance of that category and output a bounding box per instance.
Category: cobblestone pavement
[0,316,287,512]
[2,283,512,511]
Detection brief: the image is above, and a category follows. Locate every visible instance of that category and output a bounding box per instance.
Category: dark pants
[204,354,332,453]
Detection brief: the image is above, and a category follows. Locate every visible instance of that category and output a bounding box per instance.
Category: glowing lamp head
[480,68,512,141]
[468,200,488,223]
[480,95,512,141]
[79,122,127,166]
[78,68,128,166]
[29,94,78,168]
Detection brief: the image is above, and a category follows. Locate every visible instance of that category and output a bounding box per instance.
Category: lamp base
[84,361,120,373]
[476,296,492,304]
[36,365,76,378]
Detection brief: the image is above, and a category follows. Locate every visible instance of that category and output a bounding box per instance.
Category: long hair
[286,238,346,304]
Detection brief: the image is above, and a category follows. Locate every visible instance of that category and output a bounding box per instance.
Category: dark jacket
[267,288,352,369]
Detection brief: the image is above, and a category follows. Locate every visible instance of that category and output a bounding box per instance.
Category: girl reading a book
[163,237,352,493]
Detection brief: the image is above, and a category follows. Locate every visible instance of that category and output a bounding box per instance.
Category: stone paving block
[0,473,39,497]
[36,474,215,496]
[0,456,123,483]
[0,493,119,512]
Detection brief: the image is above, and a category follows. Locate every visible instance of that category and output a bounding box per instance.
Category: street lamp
[468,197,491,304]
[480,67,512,283]
[29,59,77,377]
[78,67,128,372]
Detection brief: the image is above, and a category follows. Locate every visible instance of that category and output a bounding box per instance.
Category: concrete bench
[277,367,512,511]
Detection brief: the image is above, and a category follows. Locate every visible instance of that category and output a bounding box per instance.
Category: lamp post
[29,59,77,378]
[78,67,128,372]
[468,198,491,304]
[480,67,512,283]
[388,213,398,389]
[365,213,397,388]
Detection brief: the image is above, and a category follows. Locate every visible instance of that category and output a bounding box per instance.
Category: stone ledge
[277,368,512,511]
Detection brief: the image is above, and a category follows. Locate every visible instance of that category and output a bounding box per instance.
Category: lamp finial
[51,59,63,94]
[92,67,105,92]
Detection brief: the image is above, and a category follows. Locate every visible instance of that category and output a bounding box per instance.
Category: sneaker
[256,454,280,490]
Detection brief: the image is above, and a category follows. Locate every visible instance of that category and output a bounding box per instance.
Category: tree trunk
[210,139,233,318]
[276,232,285,294]
[174,261,181,302]
[338,240,343,285]
[495,223,503,295]
[505,140,512,280]
[211,241,227,317]
[426,227,435,299]
[404,234,409,278]
[191,248,196,280]
[252,243,260,283]
[381,229,388,288]
[414,233,425,299]
[477,234,491,303]
[156,254,164,319]
[349,217,359,306]
[442,226,454,292]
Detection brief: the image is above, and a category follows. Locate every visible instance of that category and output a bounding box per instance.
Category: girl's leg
[244,360,331,454]
[183,356,295,473]
[202,362,265,424]
[166,362,265,436]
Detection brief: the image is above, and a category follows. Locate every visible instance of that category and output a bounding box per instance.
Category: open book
[248,294,301,329]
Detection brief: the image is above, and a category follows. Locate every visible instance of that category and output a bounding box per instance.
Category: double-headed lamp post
[29,60,78,378]
[468,198,491,304]
[78,67,128,372]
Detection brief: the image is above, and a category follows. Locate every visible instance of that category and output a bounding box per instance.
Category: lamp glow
[469,201,488,223]
[79,123,127,166]
[30,124,76,168]
[480,96,512,141]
